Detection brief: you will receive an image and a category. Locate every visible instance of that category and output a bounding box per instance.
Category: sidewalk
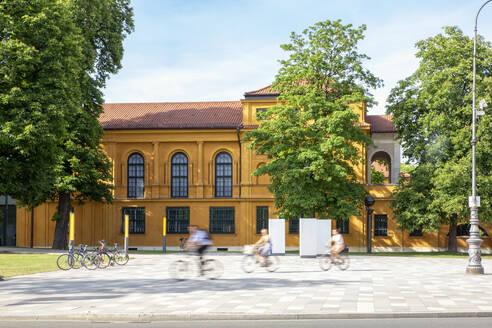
[0,254,491,321]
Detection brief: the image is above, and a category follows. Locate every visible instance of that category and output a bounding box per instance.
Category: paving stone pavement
[1,254,492,320]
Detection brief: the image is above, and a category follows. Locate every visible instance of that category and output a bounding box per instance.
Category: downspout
[236,124,243,198]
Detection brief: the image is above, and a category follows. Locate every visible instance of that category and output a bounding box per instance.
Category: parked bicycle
[241,244,279,273]
[318,247,350,271]
[107,243,129,266]
[56,244,88,270]
[169,238,223,280]
[82,240,111,270]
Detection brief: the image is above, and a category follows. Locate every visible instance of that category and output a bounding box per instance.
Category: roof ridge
[103,100,242,105]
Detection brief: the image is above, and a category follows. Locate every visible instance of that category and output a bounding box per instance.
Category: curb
[1,311,492,321]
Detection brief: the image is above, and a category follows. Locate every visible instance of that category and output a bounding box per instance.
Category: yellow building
[11,85,492,251]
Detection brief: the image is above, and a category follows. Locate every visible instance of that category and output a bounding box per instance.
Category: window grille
[289,217,299,234]
[171,152,188,198]
[336,218,350,234]
[166,207,189,234]
[256,206,269,234]
[128,153,144,198]
[209,207,235,234]
[374,214,388,237]
[215,152,232,197]
[121,207,145,234]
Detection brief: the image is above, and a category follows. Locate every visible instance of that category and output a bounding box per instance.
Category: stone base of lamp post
[466,206,484,274]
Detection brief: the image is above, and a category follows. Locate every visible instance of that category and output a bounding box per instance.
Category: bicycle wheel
[114,251,129,265]
[319,254,333,271]
[97,252,111,269]
[337,254,350,270]
[241,255,256,273]
[71,252,83,269]
[265,256,279,272]
[169,260,191,281]
[56,254,73,271]
[82,253,98,270]
[202,259,223,280]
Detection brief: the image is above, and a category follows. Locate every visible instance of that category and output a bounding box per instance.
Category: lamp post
[466,0,491,275]
[365,195,375,254]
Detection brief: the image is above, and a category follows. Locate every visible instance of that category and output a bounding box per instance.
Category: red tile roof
[244,85,278,96]
[99,101,243,129]
[365,114,396,133]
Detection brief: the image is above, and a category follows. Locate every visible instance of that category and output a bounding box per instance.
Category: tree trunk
[52,192,71,249]
[447,218,458,252]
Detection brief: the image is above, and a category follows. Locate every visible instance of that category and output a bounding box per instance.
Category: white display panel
[268,218,285,255]
[316,220,332,255]
[299,218,318,258]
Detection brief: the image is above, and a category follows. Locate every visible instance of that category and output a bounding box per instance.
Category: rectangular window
[256,108,267,120]
[374,214,388,237]
[121,207,145,234]
[209,207,235,234]
[256,206,269,234]
[336,218,349,234]
[409,226,423,237]
[166,207,189,234]
[289,218,299,234]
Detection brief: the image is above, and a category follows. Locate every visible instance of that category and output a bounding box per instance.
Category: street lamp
[365,195,375,254]
[466,0,492,275]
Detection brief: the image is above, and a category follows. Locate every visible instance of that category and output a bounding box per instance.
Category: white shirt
[332,234,344,245]
[188,230,212,245]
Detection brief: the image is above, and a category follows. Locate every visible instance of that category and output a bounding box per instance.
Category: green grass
[0,254,60,278]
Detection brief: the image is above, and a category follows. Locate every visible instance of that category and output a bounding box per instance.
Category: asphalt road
[0,318,491,328]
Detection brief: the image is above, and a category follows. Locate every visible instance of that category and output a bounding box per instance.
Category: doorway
[0,196,16,246]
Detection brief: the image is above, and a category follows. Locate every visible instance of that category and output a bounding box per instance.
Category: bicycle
[82,240,111,269]
[56,244,88,270]
[169,240,223,280]
[107,243,129,265]
[319,246,350,271]
[241,244,279,273]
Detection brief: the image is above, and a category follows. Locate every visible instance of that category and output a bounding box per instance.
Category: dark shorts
[197,245,208,255]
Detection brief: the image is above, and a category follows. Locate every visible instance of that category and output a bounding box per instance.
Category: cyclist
[184,225,212,274]
[329,228,345,264]
[254,228,272,264]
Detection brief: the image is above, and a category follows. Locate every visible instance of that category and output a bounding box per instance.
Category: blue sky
[103,0,492,115]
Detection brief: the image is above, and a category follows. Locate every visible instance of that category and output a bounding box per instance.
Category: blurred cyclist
[184,225,212,273]
[329,228,345,264]
[254,228,272,263]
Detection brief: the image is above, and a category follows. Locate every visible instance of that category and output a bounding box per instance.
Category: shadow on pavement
[3,276,361,306]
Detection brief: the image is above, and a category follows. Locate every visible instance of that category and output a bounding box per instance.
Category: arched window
[370,151,392,184]
[171,152,188,198]
[215,152,232,197]
[128,153,144,198]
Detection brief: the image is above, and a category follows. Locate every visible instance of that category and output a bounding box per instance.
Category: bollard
[69,212,75,251]
[162,217,167,253]
[124,214,129,257]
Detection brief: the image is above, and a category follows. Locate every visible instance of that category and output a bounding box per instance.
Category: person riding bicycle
[328,229,345,264]
[254,228,272,263]
[184,225,212,274]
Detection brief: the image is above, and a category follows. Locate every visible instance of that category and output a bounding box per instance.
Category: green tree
[244,20,382,220]
[0,0,83,209]
[51,0,134,249]
[387,27,492,251]
[0,0,133,249]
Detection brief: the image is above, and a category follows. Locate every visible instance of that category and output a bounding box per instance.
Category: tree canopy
[244,20,382,220]
[0,0,83,208]
[387,27,492,251]
[0,0,134,249]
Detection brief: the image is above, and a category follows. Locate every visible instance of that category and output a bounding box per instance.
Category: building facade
[13,86,492,251]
